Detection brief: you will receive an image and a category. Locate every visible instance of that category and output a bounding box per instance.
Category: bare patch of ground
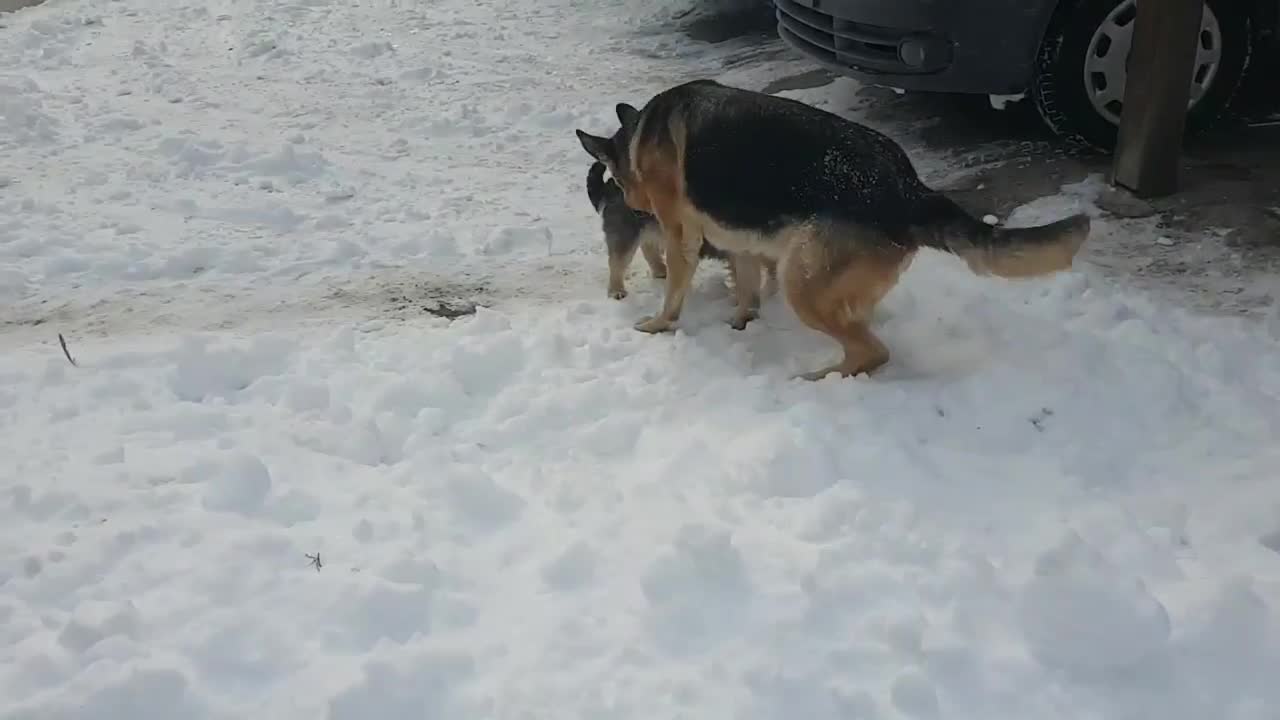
[0,0,45,14]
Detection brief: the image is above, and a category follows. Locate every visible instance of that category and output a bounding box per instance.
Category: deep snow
[3,0,1280,719]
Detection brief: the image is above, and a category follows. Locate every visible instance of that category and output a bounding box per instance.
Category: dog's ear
[576,129,614,165]
[615,103,640,132]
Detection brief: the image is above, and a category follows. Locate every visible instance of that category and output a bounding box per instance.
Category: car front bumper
[774,0,1055,95]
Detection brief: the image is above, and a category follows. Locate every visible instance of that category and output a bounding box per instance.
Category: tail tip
[967,210,1092,279]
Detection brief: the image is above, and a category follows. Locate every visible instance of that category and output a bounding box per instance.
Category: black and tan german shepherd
[575,79,1090,380]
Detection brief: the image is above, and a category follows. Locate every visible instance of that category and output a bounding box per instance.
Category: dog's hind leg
[782,231,914,379]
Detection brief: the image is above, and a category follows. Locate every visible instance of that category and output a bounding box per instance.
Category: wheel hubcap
[1083,0,1222,126]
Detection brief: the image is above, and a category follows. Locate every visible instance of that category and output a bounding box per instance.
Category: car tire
[1030,0,1253,151]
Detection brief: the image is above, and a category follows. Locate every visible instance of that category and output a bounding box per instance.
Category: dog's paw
[729,309,758,331]
[609,288,628,300]
[794,367,840,382]
[634,315,675,334]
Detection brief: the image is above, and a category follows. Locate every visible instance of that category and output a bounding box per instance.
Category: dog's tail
[587,161,608,213]
[914,194,1090,278]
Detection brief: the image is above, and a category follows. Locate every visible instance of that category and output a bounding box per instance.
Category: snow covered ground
[3,0,1280,718]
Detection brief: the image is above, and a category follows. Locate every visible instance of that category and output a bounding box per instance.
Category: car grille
[774,0,921,74]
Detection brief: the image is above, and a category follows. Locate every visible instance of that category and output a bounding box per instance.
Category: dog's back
[640,81,930,234]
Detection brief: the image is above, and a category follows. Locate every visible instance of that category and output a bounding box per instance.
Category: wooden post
[1111,0,1206,197]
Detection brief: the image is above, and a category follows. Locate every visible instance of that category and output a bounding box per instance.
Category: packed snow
[3,0,1280,718]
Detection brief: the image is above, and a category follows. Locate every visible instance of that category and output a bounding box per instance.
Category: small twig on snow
[1029,407,1054,433]
[305,553,323,572]
[57,333,78,367]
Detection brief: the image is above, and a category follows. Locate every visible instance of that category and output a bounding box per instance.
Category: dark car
[775,0,1280,149]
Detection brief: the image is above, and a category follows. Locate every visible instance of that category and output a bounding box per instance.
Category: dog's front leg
[729,253,762,330]
[635,218,700,334]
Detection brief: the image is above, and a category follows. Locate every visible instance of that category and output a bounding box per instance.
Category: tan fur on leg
[630,142,701,333]
[796,322,891,380]
[635,223,700,333]
[782,231,914,379]
[729,253,763,330]
[627,119,704,334]
[639,230,667,279]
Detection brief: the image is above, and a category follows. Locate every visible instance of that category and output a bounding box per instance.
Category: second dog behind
[586,161,776,308]
[587,160,675,299]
